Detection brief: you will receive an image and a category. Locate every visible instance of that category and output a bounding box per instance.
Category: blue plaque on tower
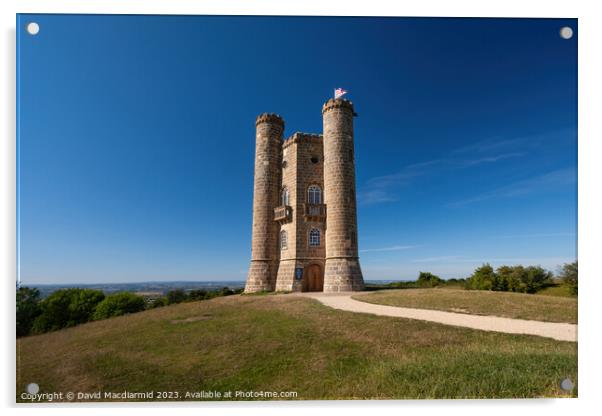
[295,267,303,280]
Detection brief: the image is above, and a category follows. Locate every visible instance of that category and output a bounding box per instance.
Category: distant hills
[22,281,246,298]
[20,279,405,298]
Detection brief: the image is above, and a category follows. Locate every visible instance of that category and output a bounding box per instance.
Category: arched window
[280,230,288,250]
[281,187,289,206]
[308,185,322,204]
[309,228,321,247]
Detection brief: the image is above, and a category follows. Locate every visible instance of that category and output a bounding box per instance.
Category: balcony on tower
[274,205,292,223]
[303,203,326,222]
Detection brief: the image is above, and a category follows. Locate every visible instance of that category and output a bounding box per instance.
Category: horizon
[24,278,415,287]
[18,15,577,285]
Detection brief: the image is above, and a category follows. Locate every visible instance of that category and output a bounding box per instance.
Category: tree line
[17,286,242,337]
[371,261,578,295]
[465,261,577,294]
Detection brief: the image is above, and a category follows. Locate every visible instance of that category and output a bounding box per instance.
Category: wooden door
[305,264,323,292]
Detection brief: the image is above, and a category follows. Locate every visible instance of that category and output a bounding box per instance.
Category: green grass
[17,294,577,401]
[353,288,577,323]
[536,284,575,298]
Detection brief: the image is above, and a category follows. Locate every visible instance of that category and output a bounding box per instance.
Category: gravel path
[294,292,577,342]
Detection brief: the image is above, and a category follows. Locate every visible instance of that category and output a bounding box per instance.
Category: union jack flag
[334,87,348,99]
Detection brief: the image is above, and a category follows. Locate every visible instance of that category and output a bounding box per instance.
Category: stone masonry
[245,114,283,292]
[245,99,364,293]
[322,99,365,292]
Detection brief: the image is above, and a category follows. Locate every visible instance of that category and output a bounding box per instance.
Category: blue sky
[17,15,577,284]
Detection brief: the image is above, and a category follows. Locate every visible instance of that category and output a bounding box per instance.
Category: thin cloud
[460,152,525,167]
[357,130,567,206]
[411,255,575,264]
[360,245,418,253]
[364,159,442,188]
[358,160,441,205]
[412,255,463,263]
[451,136,530,155]
[450,128,574,156]
[357,189,399,205]
[448,167,576,207]
[497,232,575,239]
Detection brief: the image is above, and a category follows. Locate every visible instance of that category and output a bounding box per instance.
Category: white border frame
[3,1,601,415]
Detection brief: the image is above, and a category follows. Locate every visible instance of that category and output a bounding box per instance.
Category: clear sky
[17,15,577,284]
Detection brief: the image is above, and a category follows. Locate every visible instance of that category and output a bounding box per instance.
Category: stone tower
[244,99,364,293]
[273,132,326,292]
[322,99,364,292]
[245,113,284,292]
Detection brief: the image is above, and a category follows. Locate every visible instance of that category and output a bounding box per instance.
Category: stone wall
[275,133,326,292]
[245,113,284,293]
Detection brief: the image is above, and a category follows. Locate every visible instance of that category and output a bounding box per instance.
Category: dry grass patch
[353,289,577,323]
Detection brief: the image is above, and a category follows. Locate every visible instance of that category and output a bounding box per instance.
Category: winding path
[294,292,577,342]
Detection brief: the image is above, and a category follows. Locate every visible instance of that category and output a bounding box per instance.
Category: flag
[334,88,348,99]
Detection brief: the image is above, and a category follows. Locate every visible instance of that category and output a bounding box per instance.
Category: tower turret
[245,113,284,293]
[321,99,365,292]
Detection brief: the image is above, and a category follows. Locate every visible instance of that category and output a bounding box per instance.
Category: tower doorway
[304,264,323,292]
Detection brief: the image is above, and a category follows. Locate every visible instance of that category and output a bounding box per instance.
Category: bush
[148,296,168,309]
[32,288,105,333]
[417,272,444,288]
[521,266,553,294]
[466,264,553,294]
[558,261,578,295]
[188,289,208,301]
[495,265,524,292]
[93,292,146,320]
[17,287,41,337]
[445,278,466,286]
[166,289,188,304]
[219,287,235,296]
[466,264,496,290]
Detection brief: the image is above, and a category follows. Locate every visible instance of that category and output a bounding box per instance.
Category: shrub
[148,296,168,309]
[17,287,41,337]
[466,264,553,294]
[445,278,465,286]
[417,272,444,288]
[558,261,578,295]
[521,266,553,294]
[495,266,516,292]
[93,292,146,320]
[166,289,188,304]
[32,288,105,333]
[466,264,496,290]
[188,289,208,301]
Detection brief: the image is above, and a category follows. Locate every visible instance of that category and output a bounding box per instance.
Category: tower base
[274,259,304,292]
[323,258,365,292]
[245,260,277,293]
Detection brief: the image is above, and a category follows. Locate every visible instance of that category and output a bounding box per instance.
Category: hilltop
[17,292,576,401]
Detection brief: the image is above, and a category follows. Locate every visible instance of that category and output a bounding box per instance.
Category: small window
[280,230,288,250]
[281,187,289,206]
[309,228,321,247]
[282,160,288,169]
[310,156,319,164]
[308,185,322,204]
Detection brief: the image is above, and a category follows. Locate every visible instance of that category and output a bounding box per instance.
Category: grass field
[536,284,575,298]
[353,289,577,323]
[17,294,577,401]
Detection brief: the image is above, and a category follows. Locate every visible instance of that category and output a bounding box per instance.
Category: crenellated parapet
[322,98,354,115]
[255,113,285,127]
[282,132,323,149]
